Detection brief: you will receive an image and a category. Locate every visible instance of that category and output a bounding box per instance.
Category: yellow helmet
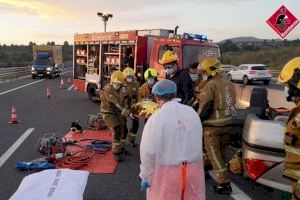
[111,70,125,84]
[123,67,135,77]
[198,57,222,76]
[160,50,178,65]
[144,68,158,80]
[278,57,300,88]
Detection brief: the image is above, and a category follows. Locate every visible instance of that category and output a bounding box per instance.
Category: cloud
[0,0,74,20]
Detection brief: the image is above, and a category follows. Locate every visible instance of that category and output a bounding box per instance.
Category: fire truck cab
[73,29,220,102]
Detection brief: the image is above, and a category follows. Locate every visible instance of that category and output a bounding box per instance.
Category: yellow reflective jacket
[284,102,300,181]
[197,77,236,126]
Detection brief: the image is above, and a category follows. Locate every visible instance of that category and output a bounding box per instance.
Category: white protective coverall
[140,99,205,200]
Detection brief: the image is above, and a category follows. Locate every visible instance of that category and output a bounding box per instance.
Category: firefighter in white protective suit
[139,79,205,200]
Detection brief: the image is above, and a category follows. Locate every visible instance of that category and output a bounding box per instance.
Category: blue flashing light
[182,33,208,41]
[195,34,208,41]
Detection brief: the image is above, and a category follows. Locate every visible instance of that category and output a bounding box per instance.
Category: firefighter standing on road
[187,62,207,110]
[278,57,300,200]
[138,68,158,101]
[100,70,133,162]
[197,57,236,194]
[123,67,140,147]
[160,50,193,104]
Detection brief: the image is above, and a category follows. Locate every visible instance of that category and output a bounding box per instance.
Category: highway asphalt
[0,69,292,200]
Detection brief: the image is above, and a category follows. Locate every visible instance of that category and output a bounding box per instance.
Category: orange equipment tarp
[57,130,117,174]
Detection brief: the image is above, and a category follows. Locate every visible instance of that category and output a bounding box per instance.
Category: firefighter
[187,62,207,110]
[197,57,236,194]
[160,50,193,104]
[138,68,158,101]
[100,70,134,161]
[123,67,140,147]
[277,57,300,200]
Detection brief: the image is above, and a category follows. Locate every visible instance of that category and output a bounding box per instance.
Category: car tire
[243,76,249,85]
[263,80,270,85]
[228,74,233,82]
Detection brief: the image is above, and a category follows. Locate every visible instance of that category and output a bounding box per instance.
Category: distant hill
[219,37,282,43]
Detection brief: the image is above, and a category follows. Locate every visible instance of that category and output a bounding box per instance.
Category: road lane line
[0,80,44,96]
[0,128,35,168]
[208,170,252,200]
[67,84,74,91]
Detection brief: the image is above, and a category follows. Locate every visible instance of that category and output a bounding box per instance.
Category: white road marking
[61,70,72,75]
[0,80,44,96]
[67,84,74,91]
[208,170,252,200]
[0,128,35,168]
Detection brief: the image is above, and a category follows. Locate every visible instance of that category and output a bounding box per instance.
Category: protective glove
[141,181,150,191]
[129,113,136,119]
[121,108,131,117]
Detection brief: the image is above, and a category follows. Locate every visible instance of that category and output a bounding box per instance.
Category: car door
[236,66,245,80]
[230,66,240,80]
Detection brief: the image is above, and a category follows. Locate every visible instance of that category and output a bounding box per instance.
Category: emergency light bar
[182,33,208,42]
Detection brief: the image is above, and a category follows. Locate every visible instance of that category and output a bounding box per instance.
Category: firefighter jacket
[197,76,236,126]
[168,68,193,105]
[138,82,152,101]
[283,102,300,181]
[100,84,129,115]
[124,80,140,107]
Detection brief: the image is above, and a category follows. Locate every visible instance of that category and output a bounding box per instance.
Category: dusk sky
[0,0,299,45]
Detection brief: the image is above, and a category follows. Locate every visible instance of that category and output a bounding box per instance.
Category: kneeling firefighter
[123,67,140,147]
[197,57,236,194]
[100,70,134,161]
[278,57,300,200]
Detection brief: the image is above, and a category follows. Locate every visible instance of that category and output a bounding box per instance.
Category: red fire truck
[73,29,220,102]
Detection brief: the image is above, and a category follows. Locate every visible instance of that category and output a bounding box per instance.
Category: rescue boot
[113,153,123,162]
[214,182,232,195]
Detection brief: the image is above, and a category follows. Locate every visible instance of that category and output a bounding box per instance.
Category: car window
[251,66,268,70]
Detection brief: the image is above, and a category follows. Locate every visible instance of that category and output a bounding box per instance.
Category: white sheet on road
[9,169,89,200]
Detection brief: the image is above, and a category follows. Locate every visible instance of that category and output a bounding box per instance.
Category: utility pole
[97,12,113,32]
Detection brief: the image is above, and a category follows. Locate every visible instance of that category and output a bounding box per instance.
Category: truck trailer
[73,29,220,102]
[31,45,63,79]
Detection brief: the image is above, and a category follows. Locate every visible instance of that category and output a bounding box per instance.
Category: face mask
[112,83,121,90]
[284,86,289,98]
[147,78,155,86]
[126,77,133,83]
[190,74,199,82]
[165,67,175,75]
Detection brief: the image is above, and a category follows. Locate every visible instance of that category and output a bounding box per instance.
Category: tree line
[219,39,300,69]
[0,41,73,68]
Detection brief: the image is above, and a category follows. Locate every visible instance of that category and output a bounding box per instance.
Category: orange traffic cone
[60,78,65,89]
[46,87,51,98]
[68,77,71,84]
[8,106,20,124]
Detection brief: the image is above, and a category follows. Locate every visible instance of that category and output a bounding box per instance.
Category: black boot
[121,148,131,155]
[113,153,123,162]
[214,182,232,195]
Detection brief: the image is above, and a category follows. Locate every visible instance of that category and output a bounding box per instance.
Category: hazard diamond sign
[266,5,299,38]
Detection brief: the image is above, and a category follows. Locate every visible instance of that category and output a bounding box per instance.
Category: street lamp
[97,12,113,32]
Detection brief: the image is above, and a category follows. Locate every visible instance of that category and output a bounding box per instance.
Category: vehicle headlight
[31,67,35,71]
[47,67,53,71]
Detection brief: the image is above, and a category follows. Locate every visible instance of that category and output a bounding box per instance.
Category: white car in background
[228,64,272,85]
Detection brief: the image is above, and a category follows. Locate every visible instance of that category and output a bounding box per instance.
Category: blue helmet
[152,79,177,96]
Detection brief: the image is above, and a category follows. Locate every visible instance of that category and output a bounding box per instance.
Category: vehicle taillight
[244,159,277,180]
[268,70,272,75]
[249,70,256,74]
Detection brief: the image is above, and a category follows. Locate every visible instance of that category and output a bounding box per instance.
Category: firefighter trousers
[203,126,231,184]
[103,114,126,154]
[128,117,139,144]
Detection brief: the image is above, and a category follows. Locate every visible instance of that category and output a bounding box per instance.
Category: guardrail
[0,66,31,83]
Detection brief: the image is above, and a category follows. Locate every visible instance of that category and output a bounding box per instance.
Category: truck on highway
[31,45,63,79]
[72,28,221,102]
